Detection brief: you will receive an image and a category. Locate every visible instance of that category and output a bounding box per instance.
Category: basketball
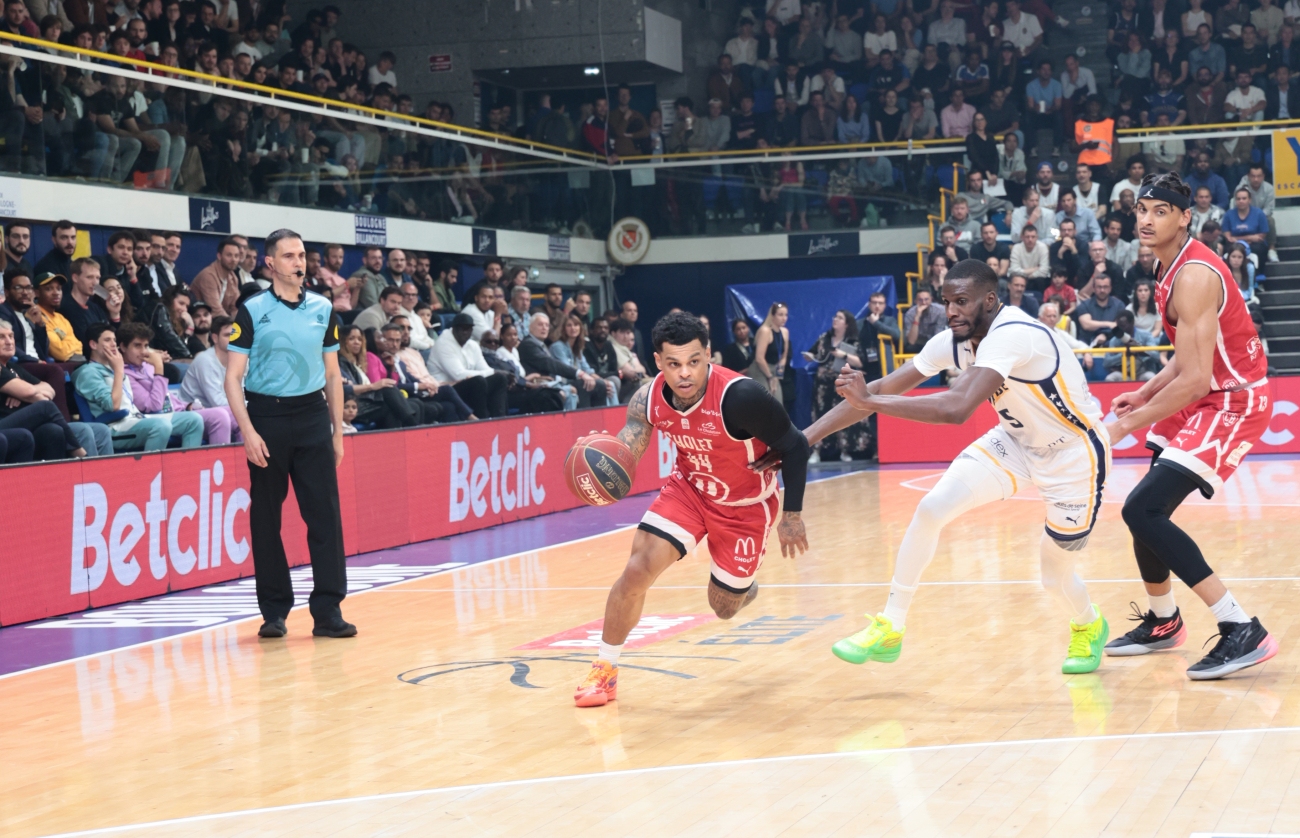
[565,433,637,506]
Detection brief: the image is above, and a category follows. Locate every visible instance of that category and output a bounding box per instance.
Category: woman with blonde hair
[749,301,791,412]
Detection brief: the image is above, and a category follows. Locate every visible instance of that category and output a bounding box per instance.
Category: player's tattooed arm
[616,383,655,461]
[777,512,808,557]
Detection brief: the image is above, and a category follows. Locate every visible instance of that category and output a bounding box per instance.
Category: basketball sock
[1148,590,1177,619]
[886,459,1001,628]
[1040,533,1096,626]
[882,581,916,630]
[1209,591,1251,625]
[597,641,623,665]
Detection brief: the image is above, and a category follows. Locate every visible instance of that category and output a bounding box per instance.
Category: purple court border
[0,464,875,678]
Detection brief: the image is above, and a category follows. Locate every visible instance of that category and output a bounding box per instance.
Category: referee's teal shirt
[229,288,341,396]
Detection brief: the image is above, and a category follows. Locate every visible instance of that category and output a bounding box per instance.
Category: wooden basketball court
[5,461,1299,837]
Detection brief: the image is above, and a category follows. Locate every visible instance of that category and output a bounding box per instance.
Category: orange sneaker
[574,660,618,707]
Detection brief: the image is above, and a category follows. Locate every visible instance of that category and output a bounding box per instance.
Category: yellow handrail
[0,30,601,162]
[888,344,1174,382]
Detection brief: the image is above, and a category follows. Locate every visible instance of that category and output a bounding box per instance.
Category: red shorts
[639,475,780,591]
[1146,382,1271,496]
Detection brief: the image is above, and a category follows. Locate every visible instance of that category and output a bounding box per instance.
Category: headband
[1137,184,1190,210]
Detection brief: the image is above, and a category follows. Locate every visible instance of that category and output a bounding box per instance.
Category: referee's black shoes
[312,617,358,638]
[258,618,287,638]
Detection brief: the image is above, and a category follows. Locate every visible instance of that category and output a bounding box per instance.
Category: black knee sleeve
[1121,463,1214,587]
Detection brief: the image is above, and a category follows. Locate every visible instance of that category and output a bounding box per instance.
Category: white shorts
[959,426,1112,543]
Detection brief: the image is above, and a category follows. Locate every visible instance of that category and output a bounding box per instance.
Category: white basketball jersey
[912,305,1104,450]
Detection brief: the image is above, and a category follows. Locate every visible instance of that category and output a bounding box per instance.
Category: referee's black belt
[246,390,326,408]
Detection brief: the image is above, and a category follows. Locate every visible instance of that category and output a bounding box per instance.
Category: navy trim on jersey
[992,320,1062,383]
[1039,378,1108,540]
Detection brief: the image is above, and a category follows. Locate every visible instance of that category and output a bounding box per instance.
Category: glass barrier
[0,32,1294,243]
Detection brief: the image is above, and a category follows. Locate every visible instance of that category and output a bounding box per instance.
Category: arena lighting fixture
[583,66,600,75]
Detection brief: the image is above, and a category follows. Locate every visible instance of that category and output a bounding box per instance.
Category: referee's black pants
[246,391,347,625]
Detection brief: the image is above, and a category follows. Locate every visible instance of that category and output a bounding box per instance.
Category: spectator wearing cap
[59,257,109,347]
[187,301,215,355]
[189,237,242,317]
[429,313,509,418]
[119,321,236,444]
[34,272,80,362]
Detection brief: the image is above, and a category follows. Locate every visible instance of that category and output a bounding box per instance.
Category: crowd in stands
[1,0,1287,243]
[0,220,666,464]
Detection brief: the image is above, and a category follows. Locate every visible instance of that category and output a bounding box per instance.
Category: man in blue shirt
[1188,24,1227,85]
[225,228,355,640]
[1055,191,1102,242]
[1024,59,1064,155]
[1223,187,1270,255]
[1184,151,1230,209]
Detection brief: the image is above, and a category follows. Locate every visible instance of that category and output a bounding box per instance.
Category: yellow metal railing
[885,344,1175,381]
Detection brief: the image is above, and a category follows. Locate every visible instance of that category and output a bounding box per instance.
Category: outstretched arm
[1106,265,1218,441]
[805,361,931,447]
[615,382,655,460]
[837,363,1005,425]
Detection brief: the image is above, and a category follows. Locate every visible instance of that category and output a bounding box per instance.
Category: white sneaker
[840,452,853,462]
[742,223,756,234]
[1269,248,1280,263]
[1055,15,1070,27]
[808,451,821,464]
[860,218,871,228]
[773,222,785,232]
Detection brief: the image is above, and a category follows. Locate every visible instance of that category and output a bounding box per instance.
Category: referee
[224,228,355,639]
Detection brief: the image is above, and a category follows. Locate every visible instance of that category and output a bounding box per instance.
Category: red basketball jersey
[1155,237,1267,392]
[647,365,778,507]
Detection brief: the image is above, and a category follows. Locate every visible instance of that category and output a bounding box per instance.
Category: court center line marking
[0,468,875,680]
[35,726,1300,838]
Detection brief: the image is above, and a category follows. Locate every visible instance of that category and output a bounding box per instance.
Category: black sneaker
[312,618,358,638]
[1186,617,1278,680]
[1103,602,1186,656]
[258,618,287,638]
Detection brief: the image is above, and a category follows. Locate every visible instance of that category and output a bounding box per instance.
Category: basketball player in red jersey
[574,312,810,707]
[1103,172,1277,679]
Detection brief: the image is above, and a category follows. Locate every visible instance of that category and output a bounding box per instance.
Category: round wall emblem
[607,217,651,264]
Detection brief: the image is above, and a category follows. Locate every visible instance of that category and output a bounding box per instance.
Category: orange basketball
[565,433,637,506]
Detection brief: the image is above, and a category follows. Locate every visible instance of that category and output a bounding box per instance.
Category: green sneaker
[832,614,905,664]
[1063,609,1109,674]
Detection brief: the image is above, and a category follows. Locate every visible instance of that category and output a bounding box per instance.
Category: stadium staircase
[1259,234,1300,374]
